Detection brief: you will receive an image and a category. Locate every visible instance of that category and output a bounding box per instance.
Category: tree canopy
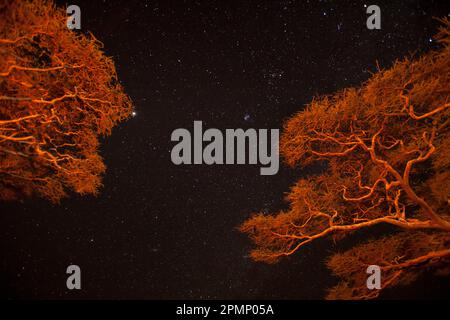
[0,0,132,202]
[240,18,450,299]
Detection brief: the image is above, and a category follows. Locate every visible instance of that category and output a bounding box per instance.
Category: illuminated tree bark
[240,19,450,299]
[0,0,132,202]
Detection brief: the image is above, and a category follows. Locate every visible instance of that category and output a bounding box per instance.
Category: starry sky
[1,0,450,299]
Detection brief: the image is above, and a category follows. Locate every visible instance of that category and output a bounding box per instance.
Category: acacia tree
[240,19,450,299]
[0,0,132,202]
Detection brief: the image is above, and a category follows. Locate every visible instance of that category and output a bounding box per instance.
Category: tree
[240,19,450,299]
[0,0,132,202]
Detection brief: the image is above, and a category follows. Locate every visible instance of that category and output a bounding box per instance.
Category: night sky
[1,0,450,299]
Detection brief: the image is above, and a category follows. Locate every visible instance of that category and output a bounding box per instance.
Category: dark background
[1,0,449,299]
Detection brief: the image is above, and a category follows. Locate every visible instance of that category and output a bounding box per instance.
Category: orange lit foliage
[240,19,450,299]
[0,0,132,202]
